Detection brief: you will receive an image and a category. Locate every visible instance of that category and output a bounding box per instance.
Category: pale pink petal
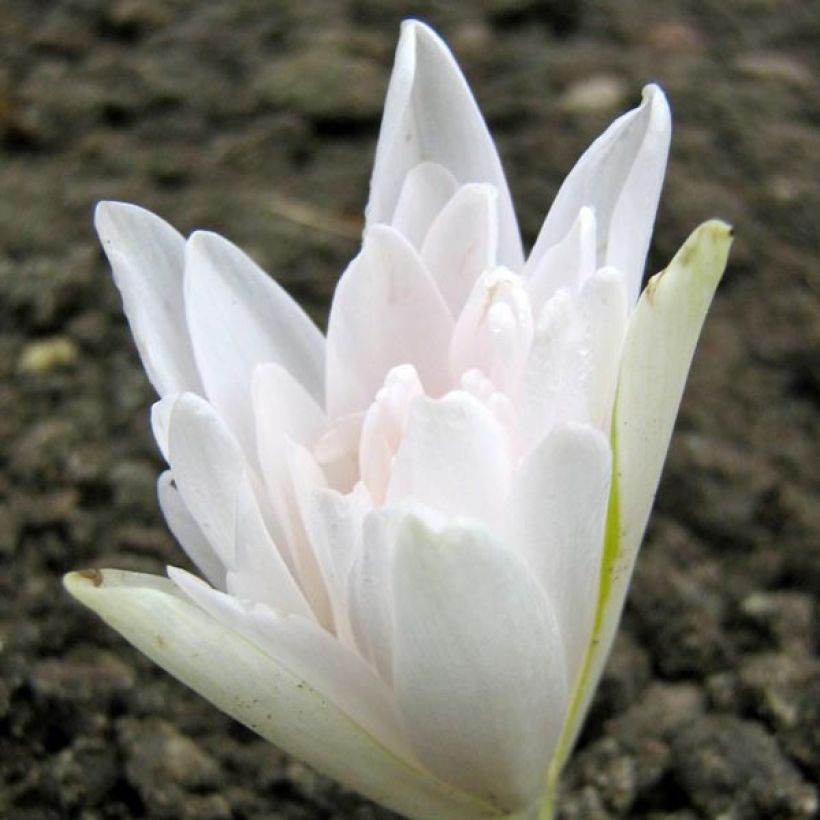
[387,392,511,530]
[366,20,523,270]
[325,225,453,419]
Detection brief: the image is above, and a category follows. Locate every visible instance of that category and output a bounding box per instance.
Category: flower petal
[157,470,226,590]
[528,85,671,306]
[556,220,733,770]
[507,423,611,683]
[517,290,588,453]
[366,20,523,270]
[184,230,325,455]
[391,161,459,248]
[387,391,511,529]
[391,514,568,812]
[95,202,202,396]
[64,569,501,820]
[325,225,453,418]
[420,183,499,317]
[525,207,596,312]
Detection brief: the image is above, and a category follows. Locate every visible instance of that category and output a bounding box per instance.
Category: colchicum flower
[65,20,732,820]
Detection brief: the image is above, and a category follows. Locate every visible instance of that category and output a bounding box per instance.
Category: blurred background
[1,1,818,818]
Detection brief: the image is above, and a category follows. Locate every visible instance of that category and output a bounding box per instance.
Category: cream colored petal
[64,569,502,820]
[547,220,733,793]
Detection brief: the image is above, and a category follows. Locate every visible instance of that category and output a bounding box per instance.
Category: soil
[1,1,818,818]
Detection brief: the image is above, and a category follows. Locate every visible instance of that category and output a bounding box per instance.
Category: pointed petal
[525,207,596,313]
[325,225,453,418]
[95,202,202,396]
[150,394,177,462]
[184,230,325,455]
[387,392,511,529]
[391,161,459,248]
[64,569,500,820]
[157,470,226,590]
[518,290,588,452]
[507,423,611,683]
[391,515,568,812]
[421,183,499,316]
[556,220,733,768]
[366,20,523,269]
[529,85,671,305]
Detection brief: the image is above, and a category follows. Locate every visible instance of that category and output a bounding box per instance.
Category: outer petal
[64,569,504,820]
[387,391,511,530]
[528,85,671,306]
[184,230,325,456]
[550,220,733,786]
[391,515,568,813]
[391,161,459,248]
[366,20,523,269]
[95,202,202,396]
[420,183,499,317]
[325,225,453,418]
[157,470,226,590]
[507,423,611,684]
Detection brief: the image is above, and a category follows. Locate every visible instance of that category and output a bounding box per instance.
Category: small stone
[559,75,628,115]
[19,336,79,374]
[741,590,816,654]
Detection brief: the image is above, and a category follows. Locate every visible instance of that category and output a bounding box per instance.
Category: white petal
[347,506,409,684]
[226,479,315,620]
[525,207,596,312]
[366,20,523,270]
[252,363,326,451]
[387,392,511,529]
[157,470,226,590]
[391,515,568,812]
[184,230,325,456]
[529,85,671,306]
[167,393,241,569]
[558,220,733,766]
[577,267,628,431]
[64,569,499,820]
[150,393,177,462]
[420,183,499,316]
[301,483,372,648]
[391,161,459,248]
[325,225,453,419]
[95,202,202,396]
[507,423,611,683]
[517,290,588,452]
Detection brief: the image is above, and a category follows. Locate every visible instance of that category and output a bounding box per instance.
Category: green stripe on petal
[64,569,506,820]
[540,220,733,818]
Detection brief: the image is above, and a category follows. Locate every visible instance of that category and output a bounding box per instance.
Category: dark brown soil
[1,1,818,818]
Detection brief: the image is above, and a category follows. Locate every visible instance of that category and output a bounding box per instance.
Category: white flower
[65,20,732,820]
